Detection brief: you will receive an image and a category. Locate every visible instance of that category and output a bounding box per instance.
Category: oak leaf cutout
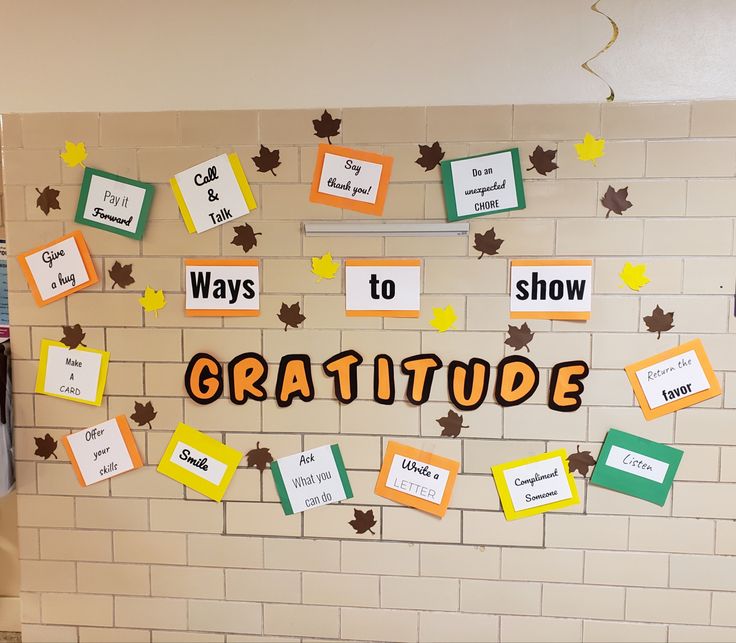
[278,302,306,331]
[415,141,445,171]
[60,140,87,168]
[601,185,632,218]
[505,323,535,353]
[252,144,281,175]
[436,409,468,438]
[59,324,86,349]
[139,286,167,317]
[567,445,597,477]
[430,305,457,333]
[34,433,58,460]
[245,442,273,472]
[130,401,157,429]
[527,146,558,175]
[575,132,605,165]
[35,186,61,215]
[349,508,377,535]
[311,253,339,281]
[473,227,504,259]
[643,305,674,339]
[108,261,135,289]
[312,110,341,144]
[231,223,262,254]
[619,262,650,291]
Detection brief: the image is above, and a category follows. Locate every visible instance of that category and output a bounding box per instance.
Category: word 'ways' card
[271,444,352,515]
[35,339,109,406]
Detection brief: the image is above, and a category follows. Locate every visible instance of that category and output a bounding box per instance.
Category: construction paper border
[345,259,421,318]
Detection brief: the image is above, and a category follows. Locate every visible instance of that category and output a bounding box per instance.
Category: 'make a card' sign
[510,259,592,321]
[345,259,420,317]
[375,441,459,517]
[171,153,257,234]
[35,339,109,406]
[185,259,259,316]
[625,339,720,420]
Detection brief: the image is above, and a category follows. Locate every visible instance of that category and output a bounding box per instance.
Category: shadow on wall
[0,490,19,599]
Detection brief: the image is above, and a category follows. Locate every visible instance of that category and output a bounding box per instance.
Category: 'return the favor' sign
[345,259,420,317]
[185,259,260,316]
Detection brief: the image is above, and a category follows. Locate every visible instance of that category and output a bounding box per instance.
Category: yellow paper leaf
[619,262,650,291]
[139,286,167,317]
[59,140,87,168]
[574,132,605,165]
[430,305,457,333]
[311,252,339,281]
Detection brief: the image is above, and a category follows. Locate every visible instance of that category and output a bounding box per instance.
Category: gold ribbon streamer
[581,0,619,102]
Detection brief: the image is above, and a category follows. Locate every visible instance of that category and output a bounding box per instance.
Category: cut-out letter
[448,358,491,411]
[323,350,363,404]
[185,353,224,405]
[548,360,589,412]
[401,354,443,405]
[229,352,268,404]
[275,354,315,408]
[494,355,539,407]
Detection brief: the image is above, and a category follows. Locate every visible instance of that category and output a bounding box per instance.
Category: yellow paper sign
[156,423,243,502]
[35,339,109,406]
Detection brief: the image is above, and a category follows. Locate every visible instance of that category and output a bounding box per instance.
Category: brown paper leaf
[35,186,61,215]
[108,261,135,289]
[415,141,445,171]
[526,146,558,175]
[252,145,281,175]
[231,223,262,254]
[60,324,86,349]
[567,445,597,477]
[643,305,675,339]
[601,185,632,218]
[130,401,157,429]
[277,302,306,331]
[473,227,504,259]
[312,110,341,144]
[34,433,58,459]
[505,323,535,353]
[245,442,273,472]
[349,508,377,534]
[436,409,468,438]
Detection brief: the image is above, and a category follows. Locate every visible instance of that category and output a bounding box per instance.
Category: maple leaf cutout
[527,146,558,175]
[349,508,377,535]
[643,305,675,339]
[139,286,166,317]
[278,302,306,331]
[60,140,87,168]
[474,227,504,259]
[34,433,58,460]
[130,401,157,429]
[575,132,605,165]
[601,185,632,218]
[108,261,135,289]
[35,186,61,215]
[619,262,650,291]
[311,253,339,281]
[312,110,341,144]
[567,445,597,477]
[505,323,535,353]
[436,409,468,438]
[430,305,457,333]
[59,324,86,349]
[245,442,273,472]
[252,145,281,175]
[415,141,445,171]
[231,223,262,254]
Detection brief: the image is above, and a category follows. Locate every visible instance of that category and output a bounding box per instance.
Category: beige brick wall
[2,102,736,641]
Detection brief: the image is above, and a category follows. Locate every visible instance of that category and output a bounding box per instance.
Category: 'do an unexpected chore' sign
[185,259,260,316]
[345,259,420,317]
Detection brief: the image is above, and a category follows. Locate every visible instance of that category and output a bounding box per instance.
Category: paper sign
[185,259,260,316]
[157,423,243,502]
[510,259,592,320]
[310,144,393,216]
[591,429,683,505]
[171,153,257,234]
[440,148,525,222]
[74,167,154,239]
[18,231,98,306]
[270,444,352,515]
[375,441,459,517]
[492,449,579,520]
[345,259,420,317]
[35,339,109,406]
[62,416,142,486]
[625,339,720,420]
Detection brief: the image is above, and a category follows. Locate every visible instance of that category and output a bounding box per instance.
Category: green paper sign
[440,147,525,222]
[590,429,683,506]
[75,167,155,240]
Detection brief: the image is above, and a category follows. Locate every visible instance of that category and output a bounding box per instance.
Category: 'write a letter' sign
[171,153,257,234]
[510,259,592,321]
[345,259,420,317]
[185,259,259,316]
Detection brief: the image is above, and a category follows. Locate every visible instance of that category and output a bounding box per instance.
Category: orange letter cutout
[494,355,539,407]
[185,353,223,405]
[323,350,363,404]
[448,359,491,411]
[400,354,443,405]
[374,354,395,405]
[275,354,315,408]
[548,360,589,412]
[228,352,268,404]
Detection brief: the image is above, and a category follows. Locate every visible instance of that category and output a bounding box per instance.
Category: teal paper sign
[590,429,683,506]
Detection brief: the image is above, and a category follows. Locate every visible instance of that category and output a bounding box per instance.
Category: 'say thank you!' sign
[345,259,421,317]
[440,148,525,222]
[185,259,260,316]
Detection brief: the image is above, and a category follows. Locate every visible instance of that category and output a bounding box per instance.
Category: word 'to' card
[345,259,420,317]
[35,339,109,406]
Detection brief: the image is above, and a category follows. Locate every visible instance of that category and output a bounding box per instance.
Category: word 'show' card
[510,259,592,321]
[492,449,579,520]
[62,416,143,486]
[171,153,257,234]
[271,444,352,515]
[185,259,260,316]
[440,148,525,222]
[375,441,459,517]
[345,259,420,317]
[35,339,109,406]
[157,423,243,502]
[310,144,393,216]
[75,167,155,239]
[18,231,98,306]
[591,429,683,505]
[625,339,720,420]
